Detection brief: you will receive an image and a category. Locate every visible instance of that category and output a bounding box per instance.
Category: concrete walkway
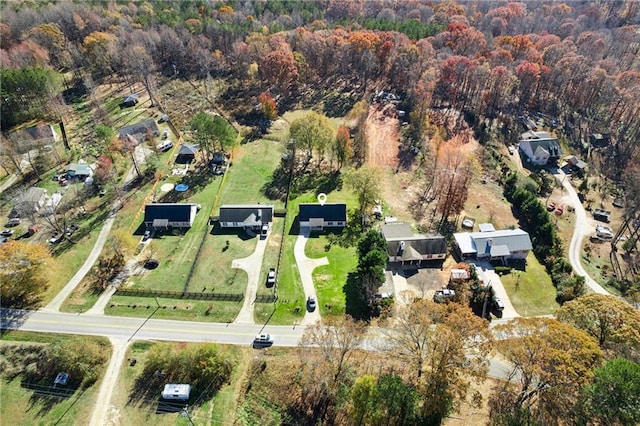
[474,262,520,319]
[44,215,116,312]
[389,270,412,309]
[294,230,327,325]
[233,234,270,324]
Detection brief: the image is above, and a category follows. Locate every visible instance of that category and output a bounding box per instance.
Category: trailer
[593,209,611,223]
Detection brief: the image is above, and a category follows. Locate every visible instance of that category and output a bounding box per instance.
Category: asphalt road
[1,308,305,347]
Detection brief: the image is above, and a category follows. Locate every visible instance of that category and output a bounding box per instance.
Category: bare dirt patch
[364,104,400,169]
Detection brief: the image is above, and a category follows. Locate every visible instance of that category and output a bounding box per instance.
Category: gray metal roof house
[381,222,447,266]
[299,203,347,231]
[144,203,198,229]
[453,227,532,264]
[118,119,159,144]
[518,131,562,166]
[219,204,274,230]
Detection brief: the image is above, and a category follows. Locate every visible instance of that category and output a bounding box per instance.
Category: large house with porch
[298,203,347,231]
[219,204,274,231]
[381,222,447,267]
[144,203,198,230]
[518,130,562,166]
[453,226,532,264]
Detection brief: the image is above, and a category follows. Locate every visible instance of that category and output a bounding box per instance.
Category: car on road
[307,296,317,312]
[253,334,274,348]
[266,268,276,287]
[1,228,14,237]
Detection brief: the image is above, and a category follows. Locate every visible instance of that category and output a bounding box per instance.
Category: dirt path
[365,104,400,169]
[88,337,129,426]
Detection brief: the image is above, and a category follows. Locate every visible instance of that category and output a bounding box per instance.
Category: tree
[259,48,299,95]
[489,318,603,426]
[332,125,353,170]
[382,300,492,424]
[348,374,419,426]
[344,165,382,227]
[289,111,334,169]
[556,293,640,361]
[189,112,237,161]
[578,358,640,426]
[297,316,368,424]
[91,230,136,291]
[258,92,278,120]
[0,241,52,308]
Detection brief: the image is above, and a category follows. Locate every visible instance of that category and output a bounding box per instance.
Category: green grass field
[112,341,245,426]
[105,296,243,323]
[0,333,110,426]
[501,253,560,316]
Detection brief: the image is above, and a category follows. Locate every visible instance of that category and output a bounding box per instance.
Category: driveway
[555,170,609,294]
[473,262,520,319]
[233,233,269,324]
[294,229,327,325]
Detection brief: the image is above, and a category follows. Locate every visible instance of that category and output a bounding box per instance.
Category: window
[327,221,334,225]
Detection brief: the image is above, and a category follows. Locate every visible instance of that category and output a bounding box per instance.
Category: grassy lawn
[256,188,356,325]
[112,341,246,426]
[217,139,285,208]
[0,333,110,426]
[305,234,357,318]
[501,253,560,316]
[105,296,243,323]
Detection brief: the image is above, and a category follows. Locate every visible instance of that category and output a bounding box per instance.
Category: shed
[176,144,199,164]
[161,384,191,401]
[478,223,496,232]
[450,269,470,281]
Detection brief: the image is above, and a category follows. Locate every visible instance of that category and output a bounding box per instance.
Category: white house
[454,227,532,264]
[518,130,562,166]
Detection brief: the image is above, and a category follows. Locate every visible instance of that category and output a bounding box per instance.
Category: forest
[1,1,640,425]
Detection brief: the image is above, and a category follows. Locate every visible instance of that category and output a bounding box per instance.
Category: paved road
[294,230,327,325]
[1,308,305,346]
[233,233,269,324]
[0,173,18,193]
[556,171,609,294]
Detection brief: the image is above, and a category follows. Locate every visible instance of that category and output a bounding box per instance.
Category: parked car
[508,145,516,155]
[260,224,269,238]
[1,228,14,237]
[162,129,169,139]
[266,268,276,287]
[6,218,21,227]
[253,334,274,347]
[546,203,556,212]
[307,296,317,312]
[49,233,63,244]
[434,288,456,303]
[143,230,152,241]
[54,372,69,386]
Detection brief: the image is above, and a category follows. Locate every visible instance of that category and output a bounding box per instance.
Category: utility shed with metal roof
[144,203,198,229]
[161,384,191,401]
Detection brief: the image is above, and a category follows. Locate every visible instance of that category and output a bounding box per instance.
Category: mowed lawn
[501,253,560,316]
[306,234,357,318]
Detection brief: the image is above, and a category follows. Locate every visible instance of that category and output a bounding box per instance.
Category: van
[156,140,173,152]
[6,218,21,227]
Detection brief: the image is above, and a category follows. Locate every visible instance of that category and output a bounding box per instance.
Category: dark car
[307,296,317,312]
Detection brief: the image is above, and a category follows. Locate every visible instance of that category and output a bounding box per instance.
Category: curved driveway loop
[294,230,328,325]
[233,235,269,324]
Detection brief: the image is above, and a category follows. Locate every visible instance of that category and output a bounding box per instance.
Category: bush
[494,266,512,275]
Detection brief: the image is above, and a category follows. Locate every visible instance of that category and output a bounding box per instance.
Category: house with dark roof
[144,203,198,229]
[381,222,447,266]
[219,205,274,231]
[518,131,562,166]
[453,227,532,265]
[121,94,139,108]
[8,123,58,154]
[299,203,347,231]
[118,119,159,144]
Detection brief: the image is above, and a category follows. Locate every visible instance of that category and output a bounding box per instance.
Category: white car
[253,334,274,347]
[266,268,276,286]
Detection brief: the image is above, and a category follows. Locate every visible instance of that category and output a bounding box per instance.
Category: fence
[115,288,244,301]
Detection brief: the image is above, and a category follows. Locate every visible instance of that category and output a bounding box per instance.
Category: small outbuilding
[161,384,191,401]
[176,144,198,164]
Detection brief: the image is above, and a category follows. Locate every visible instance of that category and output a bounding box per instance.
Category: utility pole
[181,406,195,426]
